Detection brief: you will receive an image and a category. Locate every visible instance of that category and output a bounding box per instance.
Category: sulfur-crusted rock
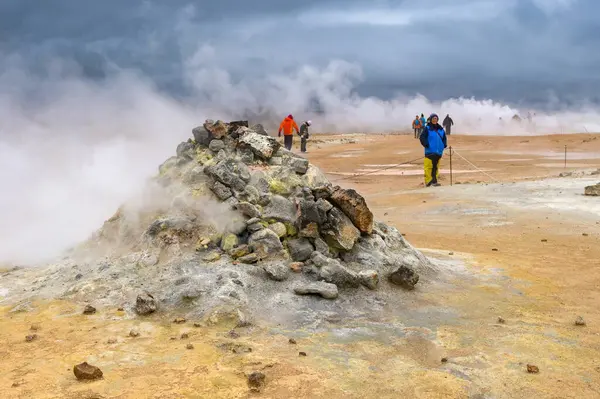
[239,131,280,160]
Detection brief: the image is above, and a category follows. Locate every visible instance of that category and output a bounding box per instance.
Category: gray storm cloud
[1,0,599,265]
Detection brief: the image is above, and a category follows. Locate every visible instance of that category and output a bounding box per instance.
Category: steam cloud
[1,0,599,265]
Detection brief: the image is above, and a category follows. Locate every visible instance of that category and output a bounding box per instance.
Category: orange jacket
[278,117,299,136]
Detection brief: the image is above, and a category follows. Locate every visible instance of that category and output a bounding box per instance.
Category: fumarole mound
[1,120,435,326]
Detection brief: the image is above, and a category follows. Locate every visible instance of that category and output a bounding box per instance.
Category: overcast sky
[1,0,599,106]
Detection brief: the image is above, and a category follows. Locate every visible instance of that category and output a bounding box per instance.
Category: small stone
[202,251,222,262]
[181,333,189,339]
[25,334,37,342]
[294,282,338,299]
[441,357,448,363]
[289,262,303,273]
[173,318,186,324]
[228,330,241,339]
[135,292,157,315]
[73,362,103,381]
[541,239,547,242]
[186,343,194,350]
[583,233,589,237]
[263,262,289,281]
[75,273,83,280]
[575,316,586,326]
[448,252,454,255]
[358,270,379,290]
[107,338,117,344]
[527,364,540,374]
[83,305,97,315]
[193,323,202,328]
[239,253,259,264]
[248,371,266,391]
[492,248,499,252]
[117,307,124,312]
[498,317,506,324]
[299,351,307,357]
[129,329,140,337]
[289,338,297,344]
[388,265,419,290]
[30,324,40,331]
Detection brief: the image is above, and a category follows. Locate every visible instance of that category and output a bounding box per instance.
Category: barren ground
[2,133,600,398]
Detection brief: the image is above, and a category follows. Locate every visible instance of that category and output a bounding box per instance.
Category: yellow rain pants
[424,154,441,186]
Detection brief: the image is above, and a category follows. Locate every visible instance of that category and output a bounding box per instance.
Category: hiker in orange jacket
[278,114,300,150]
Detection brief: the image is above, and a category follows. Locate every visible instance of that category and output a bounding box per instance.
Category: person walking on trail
[442,114,454,135]
[278,114,299,151]
[299,120,311,153]
[420,113,426,132]
[412,115,422,138]
[419,113,447,187]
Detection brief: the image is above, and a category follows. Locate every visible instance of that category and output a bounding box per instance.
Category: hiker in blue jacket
[419,113,447,187]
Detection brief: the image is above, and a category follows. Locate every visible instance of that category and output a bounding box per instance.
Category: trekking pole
[449,146,453,186]
[564,145,567,169]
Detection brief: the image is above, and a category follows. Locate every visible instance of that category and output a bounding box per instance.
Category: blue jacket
[419,123,447,156]
[420,117,426,126]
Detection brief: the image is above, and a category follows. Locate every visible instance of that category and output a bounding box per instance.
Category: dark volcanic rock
[135,292,157,315]
[388,265,419,290]
[73,362,103,381]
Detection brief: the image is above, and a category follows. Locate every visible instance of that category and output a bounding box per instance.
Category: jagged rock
[209,139,226,152]
[176,141,195,159]
[389,265,419,290]
[322,208,360,251]
[299,222,319,238]
[234,202,261,218]
[298,198,326,227]
[313,237,332,257]
[294,282,338,299]
[584,183,600,196]
[239,253,259,264]
[210,181,233,200]
[287,157,309,174]
[229,245,251,259]
[313,185,334,200]
[204,120,228,139]
[311,252,360,287]
[135,292,157,315]
[228,120,249,135]
[358,270,379,290]
[239,131,280,160]
[268,222,287,238]
[330,187,374,234]
[237,185,260,204]
[263,262,289,281]
[220,234,239,252]
[251,123,268,136]
[83,305,97,315]
[248,229,284,258]
[203,251,222,262]
[237,147,255,164]
[204,158,248,192]
[287,238,314,262]
[316,198,333,213]
[192,126,212,146]
[73,362,103,381]
[269,157,283,166]
[262,195,298,225]
[302,166,331,189]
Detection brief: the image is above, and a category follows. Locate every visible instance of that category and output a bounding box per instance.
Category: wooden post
[564,145,567,169]
[449,146,453,186]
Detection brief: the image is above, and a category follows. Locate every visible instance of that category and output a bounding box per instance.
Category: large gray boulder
[192,126,212,146]
[248,229,284,258]
[204,158,249,192]
[311,252,360,288]
[286,238,314,262]
[322,208,360,251]
[262,195,298,225]
[239,131,281,160]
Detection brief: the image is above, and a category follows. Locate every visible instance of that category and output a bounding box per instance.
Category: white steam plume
[1,49,599,265]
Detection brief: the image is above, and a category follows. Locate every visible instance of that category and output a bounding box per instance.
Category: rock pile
[0,118,434,326]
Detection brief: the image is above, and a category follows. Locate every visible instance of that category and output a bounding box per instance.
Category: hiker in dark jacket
[442,114,454,135]
[299,120,311,153]
[419,113,448,187]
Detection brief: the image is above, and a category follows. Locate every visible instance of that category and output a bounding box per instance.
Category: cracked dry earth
[2,133,600,398]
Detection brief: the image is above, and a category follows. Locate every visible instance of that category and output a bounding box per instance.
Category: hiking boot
[433,183,441,187]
